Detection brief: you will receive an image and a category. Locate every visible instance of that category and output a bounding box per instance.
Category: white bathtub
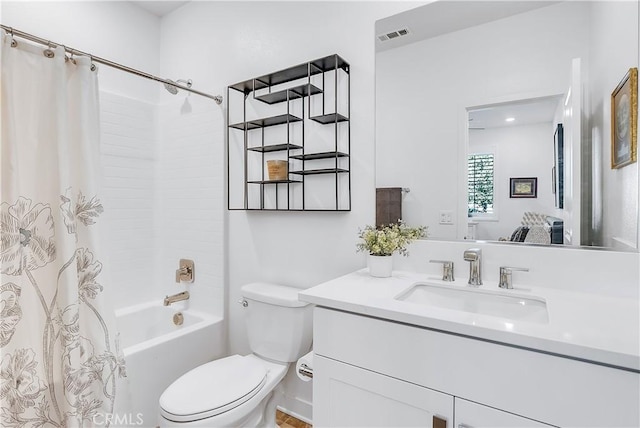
[114,301,224,427]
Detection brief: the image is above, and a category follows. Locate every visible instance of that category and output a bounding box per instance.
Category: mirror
[375,1,639,251]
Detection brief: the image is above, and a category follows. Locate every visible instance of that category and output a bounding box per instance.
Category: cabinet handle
[433,415,447,428]
[458,424,473,428]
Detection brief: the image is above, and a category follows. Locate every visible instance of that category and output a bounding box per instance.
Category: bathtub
[114,301,224,427]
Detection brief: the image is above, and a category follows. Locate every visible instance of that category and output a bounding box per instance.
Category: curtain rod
[1,24,223,104]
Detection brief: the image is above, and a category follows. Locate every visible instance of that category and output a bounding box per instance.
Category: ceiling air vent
[377,27,411,42]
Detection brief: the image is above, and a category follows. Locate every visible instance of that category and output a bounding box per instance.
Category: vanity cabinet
[227,54,350,211]
[313,307,639,427]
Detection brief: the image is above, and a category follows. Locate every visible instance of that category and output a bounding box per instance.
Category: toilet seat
[159,355,267,423]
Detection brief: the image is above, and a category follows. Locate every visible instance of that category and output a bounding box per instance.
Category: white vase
[368,254,393,278]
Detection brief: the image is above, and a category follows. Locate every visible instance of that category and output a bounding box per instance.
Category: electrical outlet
[439,210,454,225]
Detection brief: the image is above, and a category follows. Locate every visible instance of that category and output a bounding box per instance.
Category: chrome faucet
[164,291,190,306]
[463,248,482,286]
[498,266,529,289]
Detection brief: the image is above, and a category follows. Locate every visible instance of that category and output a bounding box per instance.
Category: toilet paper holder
[298,363,313,379]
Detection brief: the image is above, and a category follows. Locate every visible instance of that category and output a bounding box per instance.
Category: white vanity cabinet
[312,307,639,427]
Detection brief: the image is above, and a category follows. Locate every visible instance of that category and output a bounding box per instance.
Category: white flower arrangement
[357,221,427,257]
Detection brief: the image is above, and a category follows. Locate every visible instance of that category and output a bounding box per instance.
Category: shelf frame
[228,54,350,211]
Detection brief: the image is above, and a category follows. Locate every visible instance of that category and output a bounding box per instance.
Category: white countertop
[299,269,640,371]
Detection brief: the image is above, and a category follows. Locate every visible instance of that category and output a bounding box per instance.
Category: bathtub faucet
[164,291,190,306]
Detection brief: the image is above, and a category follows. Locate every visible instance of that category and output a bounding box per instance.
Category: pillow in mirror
[524,225,551,245]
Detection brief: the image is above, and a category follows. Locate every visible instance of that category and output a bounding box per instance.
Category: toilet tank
[241,282,312,363]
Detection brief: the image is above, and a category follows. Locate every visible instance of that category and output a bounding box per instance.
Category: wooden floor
[276,410,312,428]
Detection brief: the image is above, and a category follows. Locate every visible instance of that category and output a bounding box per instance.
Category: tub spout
[164,291,190,306]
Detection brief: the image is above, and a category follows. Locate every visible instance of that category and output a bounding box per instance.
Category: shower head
[164,78,192,94]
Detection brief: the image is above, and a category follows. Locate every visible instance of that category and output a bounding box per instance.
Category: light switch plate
[439,210,454,225]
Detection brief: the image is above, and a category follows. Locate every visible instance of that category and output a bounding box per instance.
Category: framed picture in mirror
[611,67,637,169]
[510,177,537,198]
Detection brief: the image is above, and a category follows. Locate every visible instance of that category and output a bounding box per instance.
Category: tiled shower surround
[99,90,225,317]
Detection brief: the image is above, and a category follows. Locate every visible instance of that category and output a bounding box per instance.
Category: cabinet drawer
[314,355,454,427]
[455,398,553,427]
[313,307,639,427]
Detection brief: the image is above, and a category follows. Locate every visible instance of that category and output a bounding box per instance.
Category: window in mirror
[468,153,495,218]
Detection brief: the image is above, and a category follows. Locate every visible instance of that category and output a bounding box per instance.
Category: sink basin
[396,282,549,324]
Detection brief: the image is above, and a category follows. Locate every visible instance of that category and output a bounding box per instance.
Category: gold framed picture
[611,67,638,169]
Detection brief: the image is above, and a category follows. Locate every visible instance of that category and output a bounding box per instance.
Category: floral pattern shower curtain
[1,31,126,427]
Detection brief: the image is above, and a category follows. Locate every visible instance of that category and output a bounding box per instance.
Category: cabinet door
[454,398,554,428]
[314,355,454,427]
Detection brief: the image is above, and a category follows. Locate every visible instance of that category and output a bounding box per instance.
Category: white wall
[376,1,591,240]
[588,0,639,250]
[469,123,557,241]
[158,0,420,420]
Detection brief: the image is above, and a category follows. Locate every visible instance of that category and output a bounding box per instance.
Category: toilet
[158,283,313,427]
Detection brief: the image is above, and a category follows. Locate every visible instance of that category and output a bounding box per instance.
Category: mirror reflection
[466,95,564,244]
[375,0,639,251]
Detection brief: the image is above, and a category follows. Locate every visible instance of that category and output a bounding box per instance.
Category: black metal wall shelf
[255,84,323,104]
[229,114,302,130]
[247,179,302,184]
[243,208,352,212]
[247,143,303,153]
[309,113,349,124]
[290,151,349,161]
[227,54,351,211]
[290,168,349,176]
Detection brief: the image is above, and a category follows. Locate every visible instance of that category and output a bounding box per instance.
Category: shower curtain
[0,31,126,427]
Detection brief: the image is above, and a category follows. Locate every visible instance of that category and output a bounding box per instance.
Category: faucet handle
[500,266,529,273]
[498,266,529,289]
[175,259,195,283]
[429,260,455,281]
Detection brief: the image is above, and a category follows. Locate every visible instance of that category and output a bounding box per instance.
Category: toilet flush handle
[238,299,248,307]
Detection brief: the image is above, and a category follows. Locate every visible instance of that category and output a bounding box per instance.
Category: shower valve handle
[175,259,195,283]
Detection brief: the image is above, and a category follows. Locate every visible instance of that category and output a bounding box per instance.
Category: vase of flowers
[357,221,427,277]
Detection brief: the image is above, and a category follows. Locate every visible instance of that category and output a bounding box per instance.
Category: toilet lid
[159,354,267,423]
